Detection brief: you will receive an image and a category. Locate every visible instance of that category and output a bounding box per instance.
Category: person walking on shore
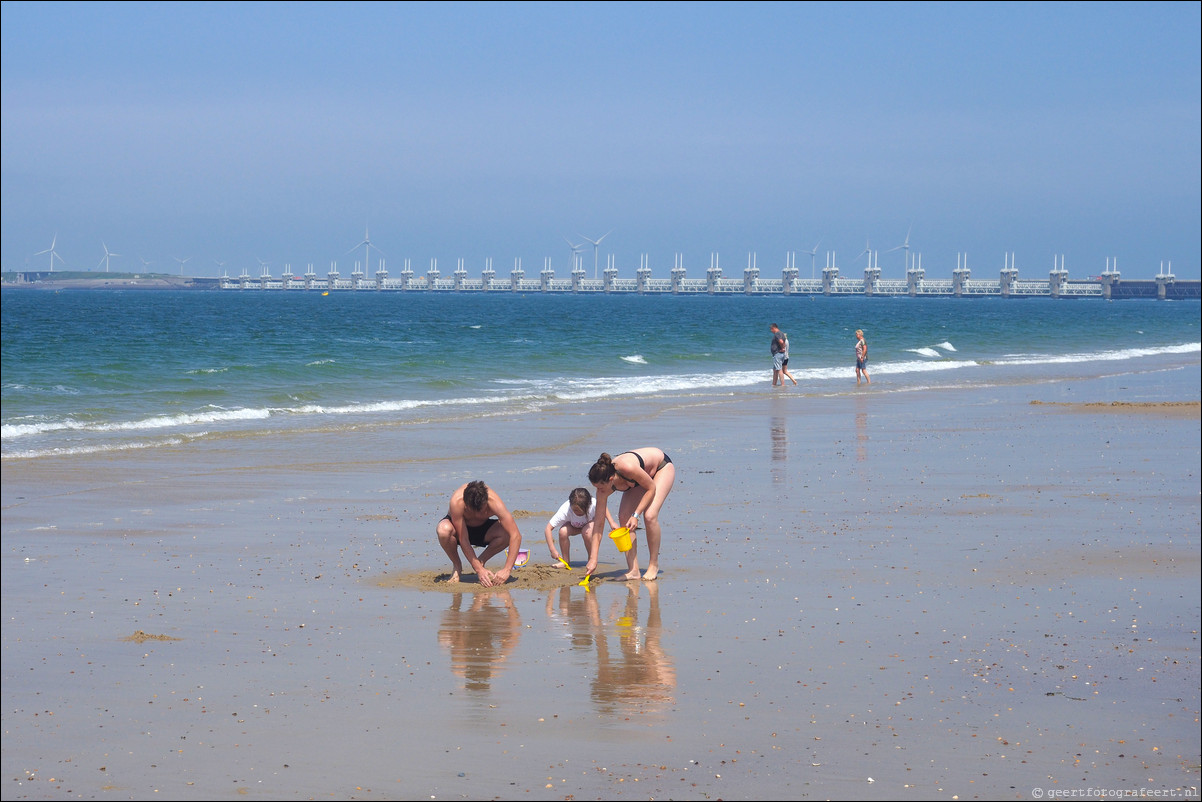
[586,448,676,581]
[769,323,787,386]
[780,329,798,386]
[436,480,523,587]
[855,329,870,386]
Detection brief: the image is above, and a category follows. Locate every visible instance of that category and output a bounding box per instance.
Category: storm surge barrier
[219,263,1197,300]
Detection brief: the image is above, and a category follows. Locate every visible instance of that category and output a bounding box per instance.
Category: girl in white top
[545,487,616,568]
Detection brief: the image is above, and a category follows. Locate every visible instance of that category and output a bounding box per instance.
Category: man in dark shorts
[436,480,523,587]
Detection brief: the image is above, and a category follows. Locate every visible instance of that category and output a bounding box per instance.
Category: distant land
[2,271,218,290]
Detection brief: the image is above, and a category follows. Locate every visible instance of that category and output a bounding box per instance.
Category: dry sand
[2,363,1199,800]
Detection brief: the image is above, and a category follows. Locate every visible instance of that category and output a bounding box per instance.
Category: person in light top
[544,487,617,569]
[855,329,871,386]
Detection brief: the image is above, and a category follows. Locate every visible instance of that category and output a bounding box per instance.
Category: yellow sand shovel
[557,556,572,571]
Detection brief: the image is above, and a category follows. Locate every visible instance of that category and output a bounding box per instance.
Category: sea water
[2,290,1198,459]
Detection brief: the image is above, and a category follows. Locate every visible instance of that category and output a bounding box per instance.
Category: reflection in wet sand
[855,394,869,463]
[771,413,788,485]
[546,585,600,653]
[437,590,521,693]
[589,582,676,715]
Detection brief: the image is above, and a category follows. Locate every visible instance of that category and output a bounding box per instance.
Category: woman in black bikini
[586,447,675,581]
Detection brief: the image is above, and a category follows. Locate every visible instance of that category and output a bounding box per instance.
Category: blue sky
[2,1,1199,280]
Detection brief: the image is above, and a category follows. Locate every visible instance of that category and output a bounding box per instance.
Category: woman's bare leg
[640,463,676,580]
[618,490,643,580]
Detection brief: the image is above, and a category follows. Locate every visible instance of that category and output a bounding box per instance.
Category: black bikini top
[619,451,645,470]
[616,451,646,483]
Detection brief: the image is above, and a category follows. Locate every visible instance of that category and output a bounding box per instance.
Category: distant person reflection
[855,393,869,463]
[589,582,676,715]
[771,414,787,482]
[437,590,521,693]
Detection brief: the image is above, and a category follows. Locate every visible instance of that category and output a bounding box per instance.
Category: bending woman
[586,447,676,581]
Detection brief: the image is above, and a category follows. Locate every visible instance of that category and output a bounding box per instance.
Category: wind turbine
[347,226,385,273]
[214,259,227,277]
[852,238,872,267]
[97,242,120,272]
[34,235,65,272]
[564,236,586,272]
[174,255,192,276]
[578,229,612,279]
[139,255,153,270]
[886,225,913,271]
[807,239,821,279]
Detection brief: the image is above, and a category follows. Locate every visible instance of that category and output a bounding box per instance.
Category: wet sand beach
[2,363,1199,800]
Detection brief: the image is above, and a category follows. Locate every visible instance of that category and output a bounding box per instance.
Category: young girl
[544,487,616,568]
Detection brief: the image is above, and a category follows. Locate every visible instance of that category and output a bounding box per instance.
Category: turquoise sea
[2,290,1199,460]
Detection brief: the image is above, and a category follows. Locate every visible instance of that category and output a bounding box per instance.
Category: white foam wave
[2,421,58,438]
[2,383,80,395]
[3,407,271,439]
[621,355,647,364]
[289,394,529,416]
[908,347,943,358]
[6,436,191,460]
[113,408,271,431]
[996,342,1199,366]
[554,369,764,400]
[2,393,543,442]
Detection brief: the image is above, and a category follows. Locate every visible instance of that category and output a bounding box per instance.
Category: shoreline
[3,367,1199,799]
[6,349,1199,463]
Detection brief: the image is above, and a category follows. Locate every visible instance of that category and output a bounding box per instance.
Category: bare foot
[619,569,642,581]
[641,566,659,581]
[448,569,461,583]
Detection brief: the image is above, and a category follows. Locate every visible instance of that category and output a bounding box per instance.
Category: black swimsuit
[443,514,497,547]
[616,450,672,484]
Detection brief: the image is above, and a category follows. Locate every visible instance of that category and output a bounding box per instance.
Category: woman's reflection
[589,582,676,715]
[437,590,521,693]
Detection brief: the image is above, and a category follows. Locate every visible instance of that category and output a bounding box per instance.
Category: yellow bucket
[609,527,633,552]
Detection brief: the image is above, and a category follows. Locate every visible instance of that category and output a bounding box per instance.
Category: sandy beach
[2,362,1199,800]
